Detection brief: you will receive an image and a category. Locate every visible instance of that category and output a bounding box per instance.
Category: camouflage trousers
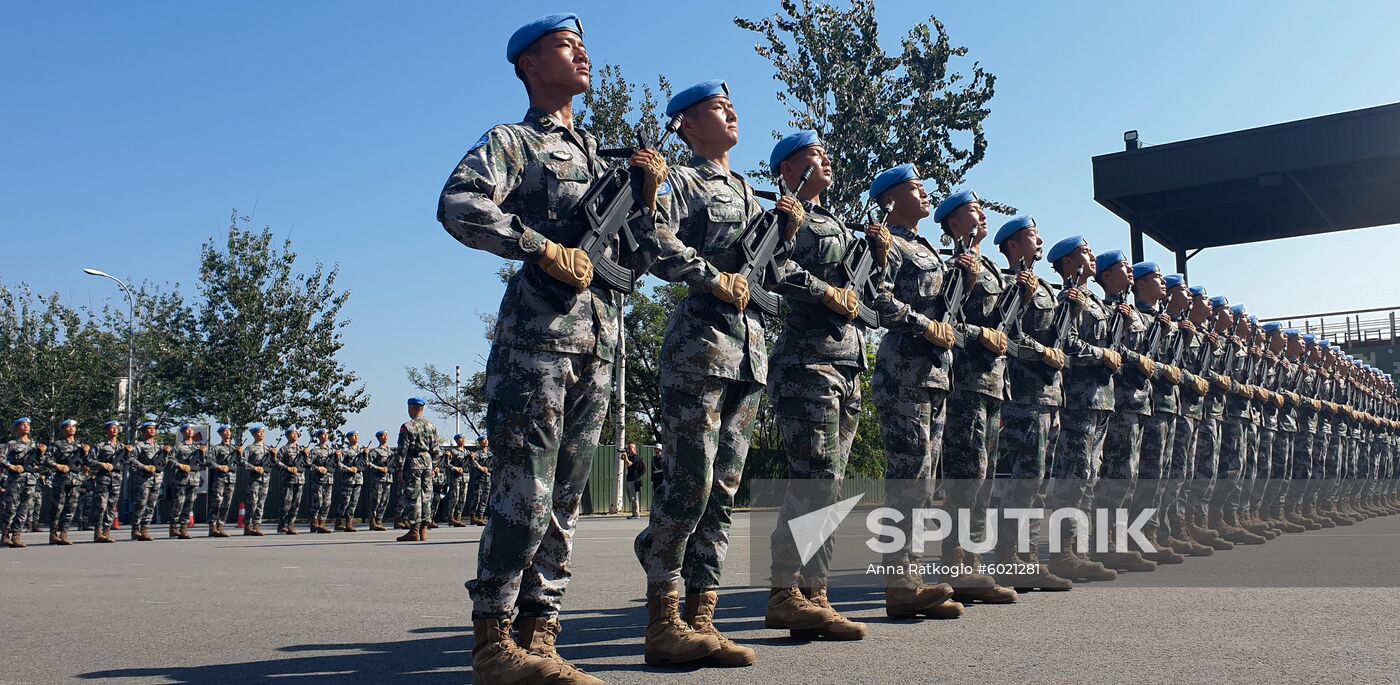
[468,346,611,619]
[940,389,1003,555]
[1048,407,1111,538]
[130,475,162,528]
[1286,415,1319,510]
[1190,416,1223,518]
[635,371,762,597]
[280,482,303,528]
[336,481,362,520]
[1164,414,1198,535]
[1210,416,1248,519]
[208,475,236,526]
[1241,421,1264,513]
[430,477,446,520]
[1,475,37,534]
[368,474,393,521]
[1131,412,1174,540]
[401,470,431,525]
[50,476,83,532]
[1263,432,1292,517]
[171,481,198,527]
[1095,411,1144,548]
[875,381,949,566]
[768,363,861,585]
[89,474,122,531]
[446,473,469,520]
[994,401,1054,556]
[247,477,270,524]
[1323,426,1345,506]
[467,469,492,519]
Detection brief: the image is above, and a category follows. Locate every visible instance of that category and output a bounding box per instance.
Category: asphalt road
[4,513,1398,684]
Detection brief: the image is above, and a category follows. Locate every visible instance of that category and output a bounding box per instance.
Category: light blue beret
[139,420,157,428]
[1249,315,1259,325]
[453,434,465,441]
[1164,274,1185,290]
[1320,339,1331,350]
[177,423,192,432]
[1303,334,1317,345]
[13,417,31,427]
[869,164,919,202]
[375,430,388,438]
[1209,295,1230,309]
[1131,261,1160,280]
[103,420,121,429]
[994,216,1036,246]
[1188,285,1207,297]
[1230,304,1247,317]
[59,419,77,428]
[506,13,582,64]
[666,80,730,119]
[933,190,979,223]
[345,430,358,438]
[1095,250,1128,275]
[284,428,299,437]
[249,425,266,435]
[407,397,427,406]
[1262,322,1283,333]
[1283,328,1300,338]
[768,130,820,170]
[217,425,231,433]
[1047,235,1087,264]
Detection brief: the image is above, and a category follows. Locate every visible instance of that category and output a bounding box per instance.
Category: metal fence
[1262,305,1400,347]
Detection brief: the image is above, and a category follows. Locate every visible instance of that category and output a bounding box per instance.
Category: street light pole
[83,268,136,439]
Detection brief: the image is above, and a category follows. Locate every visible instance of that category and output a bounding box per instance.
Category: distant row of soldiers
[0,409,492,546]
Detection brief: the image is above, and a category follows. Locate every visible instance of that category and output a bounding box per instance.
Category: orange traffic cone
[236,503,247,529]
[113,513,121,530]
[189,513,196,526]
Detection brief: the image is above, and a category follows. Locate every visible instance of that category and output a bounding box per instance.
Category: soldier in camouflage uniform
[2,418,43,548]
[336,430,366,532]
[87,420,126,543]
[306,429,338,534]
[1286,335,1325,527]
[765,131,890,641]
[986,215,1074,591]
[396,397,439,542]
[1257,324,1303,533]
[1158,281,1216,556]
[428,442,448,528]
[1207,306,1267,545]
[863,166,976,612]
[44,418,87,545]
[438,14,677,684]
[444,434,471,527]
[1276,330,1316,530]
[277,428,306,535]
[365,430,394,531]
[1043,236,1121,582]
[632,82,806,666]
[167,424,205,540]
[241,426,275,536]
[206,425,240,537]
[126,421,169,542]
[467,437,492,525]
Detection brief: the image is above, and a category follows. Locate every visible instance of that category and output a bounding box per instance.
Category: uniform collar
[523,107,565,131]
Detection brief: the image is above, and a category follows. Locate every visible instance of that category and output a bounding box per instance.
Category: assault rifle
[738,165,815,317]
[995,257,1029,357]
[1051,270,1085,349]
[835,204,884,330]
[939,233,975,326]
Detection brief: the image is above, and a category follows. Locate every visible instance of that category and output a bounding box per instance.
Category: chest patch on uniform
[657,181,672,197]
[712,192,732,203]
[467,131,491,154]
[550,150,574,161]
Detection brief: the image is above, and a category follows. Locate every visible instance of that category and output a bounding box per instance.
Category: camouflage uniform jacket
[397,417,441,473]
[1276,356,1303,433]
[242,443,276,482]
[438,107,695,361]
[1004,272,1062,407]
[339,446,367,486]
[366,445,395,476]
[126,440,169,482]
[950,250,1010,401]
[44,438,86,486]
[1177,327,1208,420]
[277,444,307,486]
[2,440,43,485]
[207,443,240,480]
[1105,293,1152,416]
[306,445,338,484]
[89,440,128,483]
[169,443,204,487]
[770,204,878,371]
[872,225,952,391]
[1061,289,1116,411]
[1135,302,1178,415]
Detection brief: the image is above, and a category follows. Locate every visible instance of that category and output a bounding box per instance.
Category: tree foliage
[736,0,1007,218]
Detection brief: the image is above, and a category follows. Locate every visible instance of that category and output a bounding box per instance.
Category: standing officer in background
[467,436,492,526]
[306,429,338,534]
[88,420,127,543]
[337,430,367,532]
[988,215,1073,591]
[206,425,241,538]
[277,428,306,535]
[44,419,87,546]
[445,434,472,527]
[2,418,43,547]
[168,424,205,540]
[437,13,672,684]
[396,397,439,543]
[242,425,276,536]
[126,421,169,542]
[366,430,395,531]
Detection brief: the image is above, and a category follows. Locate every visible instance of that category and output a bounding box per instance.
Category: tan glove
[822,286,861,321]
[6,464,22,474]
[1101,348,1123,372]
[537,239,593,291]
[1310,398,1322,412]
[978,327,1009,356]
[1042,347,1067,370]
[1273,392,1285,408]
[1163,364,1182,385]
[145,464,157,474]
[865,224,891,267]
[37,444,47,455]
[923,320,956,349]
[287,466,299,474]
[1191,376,1210,396]
[218,465,229,473]
[712,272,750,311]
[1136,355,1157,378]
[629,149,668,211]
[1213,375,1233,392]
[56,464,70,474]
[1239,385,1254,400]
[775,196,806,241]
[317,466,327,475]
[349,466,358,474]
[254,466,265,475]
[180,464,192,473]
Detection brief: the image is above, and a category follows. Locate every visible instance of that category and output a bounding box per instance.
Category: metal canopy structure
[1092,102,1400,277]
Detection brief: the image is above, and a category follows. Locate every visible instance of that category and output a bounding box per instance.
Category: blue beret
[1047,235,1087,264]
[1229,304,1247,317]
[1303,334,1317,345]
[768,130,821,170]
[59,419,77,428]
[506,13,582,64]
[1188,285,1207,297]
[933,190,979,223]
[1209,295,1230,309]
[345,430,358,438]
[1320,339,1331,350]
[993,215,1036,246]
[284,428,298,437]
[13,417,31,427]
[869,164,919,202]
[217,425,231,433]
[103,420,121,429]
[312,428,327,437]
[1095,250,1128,275]
[249,425,265,435]
[407,396,427,406]
[1131,261,1160,280]
[375,430,388,438]
[1249,315,1258,325]
[178,423,192,432]
[139,420,157,428]
[1262,322,1283,333]
[1164,274,1185,290]
[1283,328,1300,338]
[666,80,730,119]
[453,434,465,441]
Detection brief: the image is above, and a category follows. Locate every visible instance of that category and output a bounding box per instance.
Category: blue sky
[4,1,1399,434]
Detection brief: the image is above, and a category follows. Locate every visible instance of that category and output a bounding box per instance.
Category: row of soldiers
[434,13,1400,684]
[0,406,493,546]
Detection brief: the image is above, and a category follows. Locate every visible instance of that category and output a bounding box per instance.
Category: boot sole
[644,645,723,666]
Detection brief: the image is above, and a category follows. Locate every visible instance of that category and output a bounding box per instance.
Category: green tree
[737,0,1007,218]
[580,65,687,165]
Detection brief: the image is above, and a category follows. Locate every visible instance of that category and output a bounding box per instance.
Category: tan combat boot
[685,591,757,666]
[945,549,1018,604]
[9,532,26,548]
[798,581,870,640]
[885,574,964,619]
[514,616,607,684]
[1010,552,1073,591]
[1046,549,1117,582]
[765,581,834,634]
[644,592,722,666]
[60,530,74,545]
[49,531,63,545]
[345,517,358,532]
[418,522,428,541]
[472,617,569,685]
[371,518,387,531]
[396,524,420,542]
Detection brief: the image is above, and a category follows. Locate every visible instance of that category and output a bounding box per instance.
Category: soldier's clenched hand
[1042,347,1067,369]
[822,286,861,321]
[712,273,750,311]
[1101,348,1123,372]
[775,196,805,240]
[629,149,668,211]
[864,224,891,267]
[537,239,593,291]
[978,327,1009,356]
[923,320,956,349]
